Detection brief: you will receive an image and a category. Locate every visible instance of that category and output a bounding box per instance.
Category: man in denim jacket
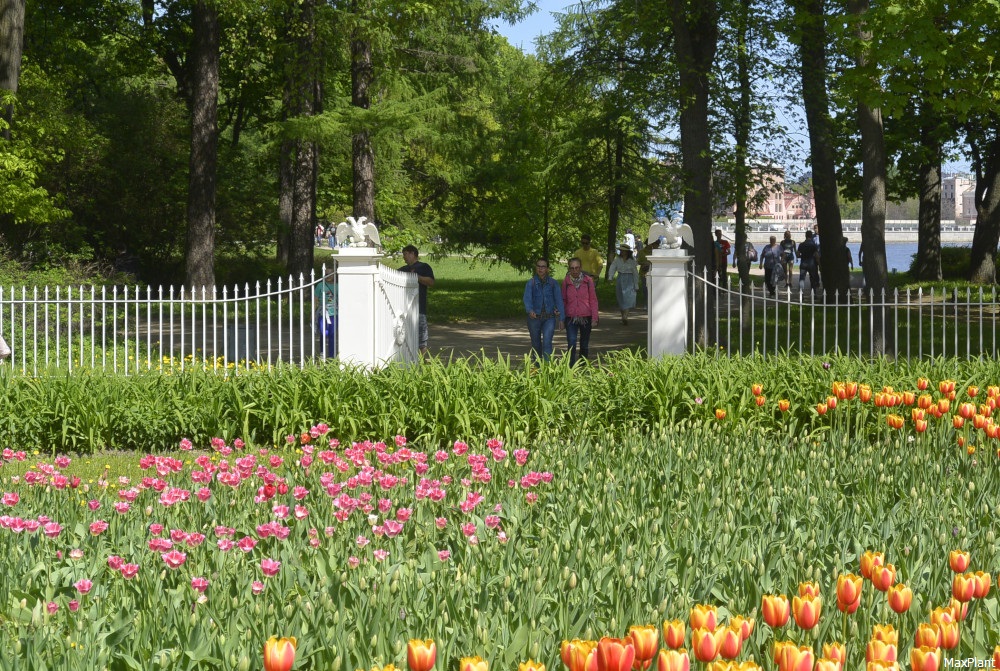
[523,257,565,361]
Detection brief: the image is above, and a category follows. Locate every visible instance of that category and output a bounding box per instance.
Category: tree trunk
[608,127,625,271]
[184,0,219,289]
[970,137,1000,284]
[287,0,318,278]
[277,138,293,266]
[915,114,942,281]
[671,0,718,347]
[793,0,847,299]
[351,0,375,222]
[733,0,751,291]
[0,0,27,139]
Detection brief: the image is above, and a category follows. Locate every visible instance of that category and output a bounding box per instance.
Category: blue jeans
[527,316,556,361]
[565,317,592,365]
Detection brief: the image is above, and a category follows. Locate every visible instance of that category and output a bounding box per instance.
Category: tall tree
[184,0,220,288]
[788,0,848,298]
[0,0,26,139]
[350,0,375,222]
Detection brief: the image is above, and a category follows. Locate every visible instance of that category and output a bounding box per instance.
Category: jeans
[527,316,557,361]
[565,318,592,365]
[800,262,820,295]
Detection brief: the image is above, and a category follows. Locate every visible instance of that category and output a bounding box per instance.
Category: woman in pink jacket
[562,258,600,365]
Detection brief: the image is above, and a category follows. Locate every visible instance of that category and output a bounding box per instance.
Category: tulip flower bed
[2,366,1000,671]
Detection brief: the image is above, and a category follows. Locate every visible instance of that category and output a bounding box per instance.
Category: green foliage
[2,352,999,454]
[904,246,1000,283]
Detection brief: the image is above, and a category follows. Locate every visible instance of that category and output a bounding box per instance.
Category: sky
[491,0,567,53]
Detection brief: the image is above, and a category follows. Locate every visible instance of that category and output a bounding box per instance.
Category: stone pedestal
[647,249,691,357]
[335,248,382,369]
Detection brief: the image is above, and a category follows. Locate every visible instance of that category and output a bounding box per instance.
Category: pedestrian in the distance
[399,245,435,356]
[573,234,604,283]
[562,258,599,366]
[608,244,638,325]
[523,257,564,361]
[780,231,796,289]
[759,235,783,297]
[797,230,821,297]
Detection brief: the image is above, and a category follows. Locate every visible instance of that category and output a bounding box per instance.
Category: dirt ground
[429,307,648,360]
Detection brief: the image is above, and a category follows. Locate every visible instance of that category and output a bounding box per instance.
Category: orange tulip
[860,385,872,402]
[914,419,928,433]
[952,415,965,429]
[662,620,686,650]
[968,385,979,397]
[762,594,790,628]
[887,584,912,614]
[657,650,690,671]
[836,574,863,605]
[776,645,814,671]
[973,571,992,599]
[628,626,659,665]
[929,608,953,628]
[792,594,821,630]
[816,403,828,415]
[910,647,941,671]
[730,616,754,641]
[845,382,858,398]
[408,640,437,671]
[911,408,925,421]
[870,563,896,592]
[938,621,959,650]
[774,642,794,665]
[836,597,860,614]
[866,640,897,664]
[690,605,718,632]
[521,661,546,671]
[755,395,766,407]
[860,551,884,580]
[597,638,635,671]
[958,402,976,418]
[717,626,743,660]
[939,380,955,394]
[263,637,297,671]
[913,624,941,649]
[866,662,898,671]
[974,413,988,429]
[822,643,845,666]
[946,598,968,621]
[778,399,790,412]
[993,647,1000,671]
[887,415,904,430]
[562,641,598,671]
[917,377,929,390]
[798,582,821,598]
[902,391,916,406]
[752,383,764,396]
[938,398,951,413]
[814,659,841,671]
[691,628,720,663]
[715,409,726,421]
[462,658,489,671]
[826,396,838,409]
[917,394,933,409]
[871,625,897,645]
[952,573,975,602]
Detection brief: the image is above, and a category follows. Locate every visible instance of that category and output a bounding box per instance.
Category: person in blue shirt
[522,257,565,361]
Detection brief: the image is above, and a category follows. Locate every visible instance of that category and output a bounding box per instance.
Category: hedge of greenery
[1,352,996,453]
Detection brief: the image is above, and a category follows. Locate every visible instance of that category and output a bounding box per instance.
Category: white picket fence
[690,270,1000,359]
[0,259,418,375]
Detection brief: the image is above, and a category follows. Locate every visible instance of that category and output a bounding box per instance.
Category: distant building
[943,174,976,222]
[737,169,817,222]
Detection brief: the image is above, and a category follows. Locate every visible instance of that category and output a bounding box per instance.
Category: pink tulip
[438,550,451,561]
[46,601,58,615]
[191,577,209,593]
[107,555,124,570]
[89,520,109,535]
[74,579,93,595]
[87,500,101,511]
[161,550,187,569]
[261,558,281,577]
[68,599,79,612]
[120,564,139,579]
[252,581,265,595]
[2,492,19,506]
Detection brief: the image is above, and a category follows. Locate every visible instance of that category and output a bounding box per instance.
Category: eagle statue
[335,216,382,248]
[648,219,694,250]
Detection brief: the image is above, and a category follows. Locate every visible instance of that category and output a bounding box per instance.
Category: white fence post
[335,247,381,369]
[647,249,691,357]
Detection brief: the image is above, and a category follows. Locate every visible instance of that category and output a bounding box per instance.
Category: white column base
[647,249,691,357]
[335,248,382,369]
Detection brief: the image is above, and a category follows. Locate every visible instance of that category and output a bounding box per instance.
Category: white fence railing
[691,270,1000,359]
[0,264,339,376]
[375,266,420,365]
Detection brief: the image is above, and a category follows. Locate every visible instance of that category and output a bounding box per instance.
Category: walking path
[430,308,647,360]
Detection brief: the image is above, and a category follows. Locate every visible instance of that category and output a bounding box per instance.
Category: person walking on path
[713,229,731,289]
[574,234,604,283]
[779,231,796,289]
[523,257,564,361]
[561,258,599,366]
[608,245,639,325]
[759,236,783,297]
[797,230,821,297]
[399,245,435,355]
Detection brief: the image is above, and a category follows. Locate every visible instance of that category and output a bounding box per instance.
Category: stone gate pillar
[646,249,692,357]
[335,247,381,369]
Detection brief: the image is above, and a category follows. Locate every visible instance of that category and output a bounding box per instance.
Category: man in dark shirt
[400,245,435,355]
[797,230,820,297]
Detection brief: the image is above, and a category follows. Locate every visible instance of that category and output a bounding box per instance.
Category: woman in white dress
[608,245,639,324]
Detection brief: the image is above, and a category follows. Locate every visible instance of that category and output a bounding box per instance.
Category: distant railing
[0,264,339,376]
[692,270,1000,359]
